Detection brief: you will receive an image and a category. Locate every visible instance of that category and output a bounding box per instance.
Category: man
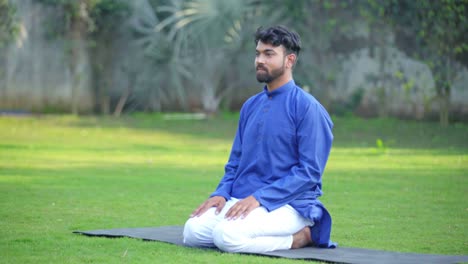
[183,25,335,253]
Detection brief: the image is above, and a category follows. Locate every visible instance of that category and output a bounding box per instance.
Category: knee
[212,222,246,253]
[183,218,206,247]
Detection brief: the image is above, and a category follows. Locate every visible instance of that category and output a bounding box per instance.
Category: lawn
[1,113,467,263]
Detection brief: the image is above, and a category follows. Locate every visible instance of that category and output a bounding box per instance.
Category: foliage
[384,0,468,65]
[37,0,132,114]
[130,0,190,111]
[89,0,130,31]
[139,0,375,112]
[3,0,468,119]
[0,0,19,49]
[138,0,263,113]
[258,0,370,109]
[300,1,363,106]
[0,115,467,263]
[379,0,468,125]
[37,0,130,36]
[0,0,19,86]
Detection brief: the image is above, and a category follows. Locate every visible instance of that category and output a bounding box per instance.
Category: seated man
[183,25,335,253]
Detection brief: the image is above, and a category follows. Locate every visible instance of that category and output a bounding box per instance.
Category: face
[255,41,292,83]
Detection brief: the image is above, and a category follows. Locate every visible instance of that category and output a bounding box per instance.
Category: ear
[285,53,297,69]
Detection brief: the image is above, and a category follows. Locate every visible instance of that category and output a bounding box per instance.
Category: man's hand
[190,196,226,218]
[225,195,260,220]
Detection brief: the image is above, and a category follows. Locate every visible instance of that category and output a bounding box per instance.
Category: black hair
[254,25,301,56]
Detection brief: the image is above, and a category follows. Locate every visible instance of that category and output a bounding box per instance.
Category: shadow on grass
[55,114,468,151]
[0,143,172,152]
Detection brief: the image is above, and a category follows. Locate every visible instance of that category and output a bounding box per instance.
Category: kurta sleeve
[252,102,333,211]
[210,111,244,201]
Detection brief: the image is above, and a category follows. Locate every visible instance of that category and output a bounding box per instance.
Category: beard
[256,63,285,83]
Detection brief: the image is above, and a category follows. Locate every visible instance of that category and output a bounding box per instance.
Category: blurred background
[0,0,467,124]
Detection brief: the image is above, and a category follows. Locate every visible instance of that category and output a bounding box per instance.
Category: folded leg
[212,204,312,253]
[183,198,238,247]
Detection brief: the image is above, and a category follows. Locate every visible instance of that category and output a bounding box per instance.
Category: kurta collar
[263,80,295,97]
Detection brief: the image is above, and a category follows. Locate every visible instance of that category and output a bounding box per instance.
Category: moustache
[256,65,268,71]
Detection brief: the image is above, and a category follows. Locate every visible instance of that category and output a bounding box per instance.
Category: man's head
[254,25,301,85]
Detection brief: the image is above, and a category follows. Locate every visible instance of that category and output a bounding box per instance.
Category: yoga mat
[74,226,468,264]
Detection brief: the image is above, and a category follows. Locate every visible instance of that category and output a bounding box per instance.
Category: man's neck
[266,73,293,92]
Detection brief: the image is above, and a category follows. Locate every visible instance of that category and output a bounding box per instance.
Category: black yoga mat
[74,226,468,264]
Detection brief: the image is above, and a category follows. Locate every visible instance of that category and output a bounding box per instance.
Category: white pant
[183,198,313,253]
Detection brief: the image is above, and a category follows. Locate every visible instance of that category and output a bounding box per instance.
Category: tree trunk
[438,85,450,127]
[377,40,388,117]
[90,40,111,115]
[437,58,454,127]
[68,1,88,115]
[100,47,112,115]
[113,88,130,117]
[100,85,110,115]
[201,90,221,115]
[0,51,5,104]
[113,72,136,117]
[439,95,449,127]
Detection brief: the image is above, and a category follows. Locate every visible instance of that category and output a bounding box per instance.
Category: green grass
[0,113,467,263]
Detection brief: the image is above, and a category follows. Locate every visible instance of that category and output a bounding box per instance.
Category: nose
[255,54,265,65]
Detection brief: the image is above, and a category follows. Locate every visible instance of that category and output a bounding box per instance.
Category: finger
[224,206,235,219]
[195,206,211,217]
[190,201,211,217]
[241,205,255,219]
[224,201,235,218]
[190,206,203,217]
[233,207,247,220]
[226,205,244,220]
[215,201,225,215]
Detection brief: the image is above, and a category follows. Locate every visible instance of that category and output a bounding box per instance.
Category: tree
[0,0,19,101]
[155,0,257,113]
[130,0,191,112]
[0,0,18,49]
[259,0,369,111]
[136,0,284,114]
[38,0,130,115]
[88,0,130,115]
[382,0,468,125]
[37,0,93,114]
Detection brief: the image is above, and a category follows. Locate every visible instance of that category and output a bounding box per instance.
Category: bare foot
[291,226,313,249]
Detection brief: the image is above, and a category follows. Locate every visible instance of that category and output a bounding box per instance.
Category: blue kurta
[211,80,336,248]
